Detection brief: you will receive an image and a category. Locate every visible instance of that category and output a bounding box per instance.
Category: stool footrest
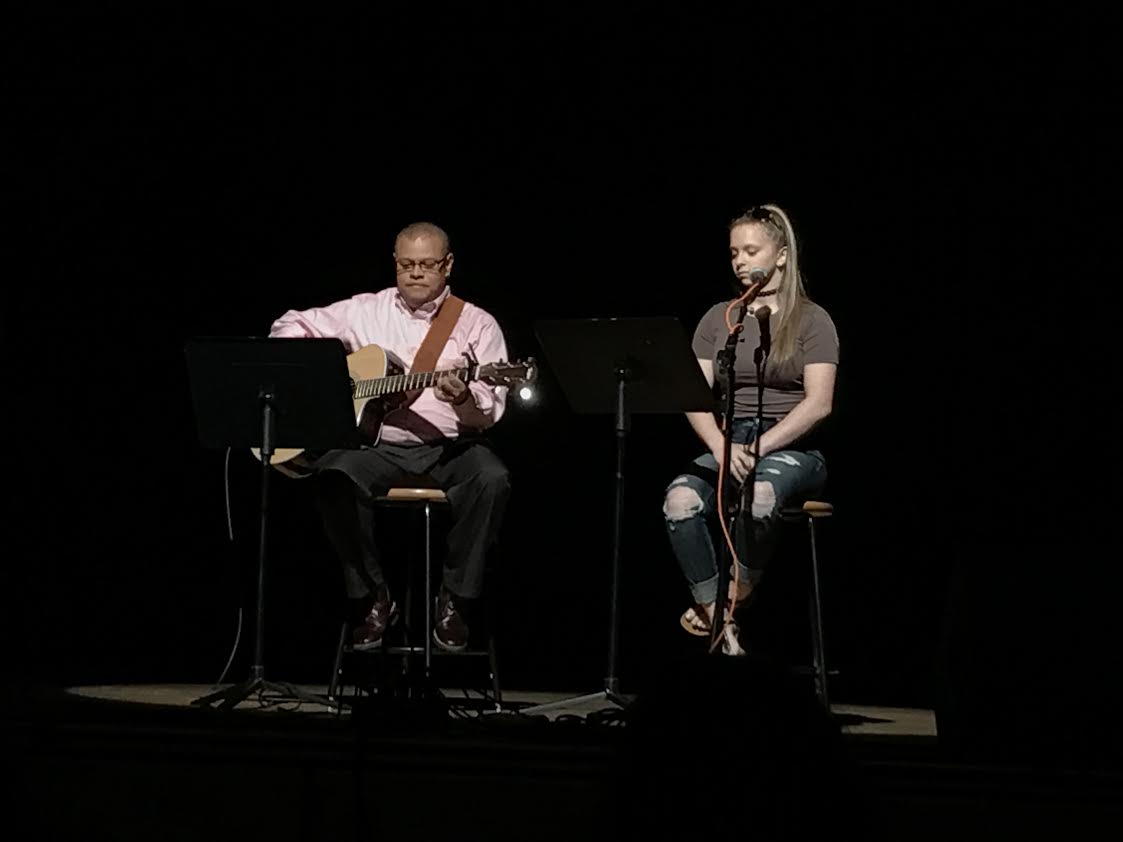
[790,666,841,676]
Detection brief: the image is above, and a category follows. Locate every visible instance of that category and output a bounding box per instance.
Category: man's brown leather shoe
[433,587,469,652]
[352,585,397,651]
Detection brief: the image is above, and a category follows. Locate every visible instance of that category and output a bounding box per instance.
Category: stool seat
[781,500,833,518]
[379,487,449,502]
[799,500,833,518]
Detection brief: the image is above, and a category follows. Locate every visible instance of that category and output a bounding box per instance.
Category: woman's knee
[749,479,778,520]
[663,478,706,522]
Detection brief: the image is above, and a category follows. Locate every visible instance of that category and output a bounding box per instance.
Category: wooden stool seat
[782,500,833,518]
[379,487,449,502]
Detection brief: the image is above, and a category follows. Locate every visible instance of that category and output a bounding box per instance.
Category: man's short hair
[395,222,450,254]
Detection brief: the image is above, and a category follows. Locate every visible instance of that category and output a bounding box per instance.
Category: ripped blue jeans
[663,418,826,605]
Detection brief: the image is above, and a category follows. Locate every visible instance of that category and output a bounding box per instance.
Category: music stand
[184,337,359,710]
[522,318,713,714]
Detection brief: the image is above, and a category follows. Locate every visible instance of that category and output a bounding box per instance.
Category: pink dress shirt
[269,286,508,444]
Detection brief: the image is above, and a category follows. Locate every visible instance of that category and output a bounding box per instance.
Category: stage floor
[6,681,1120,841]
[63,682,937,740]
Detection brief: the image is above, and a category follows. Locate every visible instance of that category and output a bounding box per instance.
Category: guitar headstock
[477,357,538,388]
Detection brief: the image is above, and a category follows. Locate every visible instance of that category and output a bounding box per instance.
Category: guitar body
[251,344,404,478]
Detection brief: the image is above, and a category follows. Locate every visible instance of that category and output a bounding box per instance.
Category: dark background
[8,7,1121,767]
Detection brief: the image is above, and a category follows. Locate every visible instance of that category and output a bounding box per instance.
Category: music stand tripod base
[520,683,630,716]
[191,676,334,711]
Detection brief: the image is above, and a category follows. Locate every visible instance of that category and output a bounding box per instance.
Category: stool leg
[328,620,347,710]
[807,515,830,710]
[488,632,502,712]
[424,500,433,680]
[403,512,414,678]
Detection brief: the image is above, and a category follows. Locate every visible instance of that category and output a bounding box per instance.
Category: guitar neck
[353,366,473,399]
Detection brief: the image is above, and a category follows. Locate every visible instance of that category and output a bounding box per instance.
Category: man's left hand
[434,373,471,405]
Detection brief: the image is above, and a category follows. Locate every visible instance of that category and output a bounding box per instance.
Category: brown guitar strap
[410,293,465,374]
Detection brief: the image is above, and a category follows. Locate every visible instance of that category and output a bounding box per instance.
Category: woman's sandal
[678,606,747,655]
[679,577,754,637]
[679,605,712,637]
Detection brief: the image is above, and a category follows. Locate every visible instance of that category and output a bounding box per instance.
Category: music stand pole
[605,366,629,698]
[191,391,332,710]
[184,337,359,711]
[521,317,713,717]
[253,391,274,681]
[522,368,630,714]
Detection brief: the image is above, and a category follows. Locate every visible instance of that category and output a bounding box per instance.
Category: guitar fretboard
[353,367,470,399]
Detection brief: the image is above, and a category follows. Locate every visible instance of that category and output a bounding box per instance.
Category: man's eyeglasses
[395,256,449,274]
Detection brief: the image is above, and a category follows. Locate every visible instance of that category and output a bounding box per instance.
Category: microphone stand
[744,306,771,569]
[711,300,771,655]
[711,298,751,654]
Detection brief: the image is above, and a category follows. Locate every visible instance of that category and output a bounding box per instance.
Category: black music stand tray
[524,317,713,714]
[185,337,359,710]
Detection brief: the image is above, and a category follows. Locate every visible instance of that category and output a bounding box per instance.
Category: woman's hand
[712,442,756,484]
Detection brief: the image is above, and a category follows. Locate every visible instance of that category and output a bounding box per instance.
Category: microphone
[742,267,769,296]
[733,267,772,332]
[752,304,772,357]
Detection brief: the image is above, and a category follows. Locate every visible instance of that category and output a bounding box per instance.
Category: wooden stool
[327,487,502,711]
[780,500,835,709]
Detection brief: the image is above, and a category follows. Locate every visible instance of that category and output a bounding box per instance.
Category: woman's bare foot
[680,594,749,656]
[729,577,753,605]
[681,599,746,638]
[721,622,746,656]
[727,574,754,606]
[680,602,716,636]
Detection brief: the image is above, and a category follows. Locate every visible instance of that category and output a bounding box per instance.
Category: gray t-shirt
[692,300,839,420]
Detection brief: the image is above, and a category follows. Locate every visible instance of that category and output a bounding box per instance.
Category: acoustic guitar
[251,343,536,478]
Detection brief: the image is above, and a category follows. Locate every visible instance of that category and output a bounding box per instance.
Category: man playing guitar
[268,222,515,653]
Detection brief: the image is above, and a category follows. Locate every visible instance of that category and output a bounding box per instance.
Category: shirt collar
[394,285,451,321]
